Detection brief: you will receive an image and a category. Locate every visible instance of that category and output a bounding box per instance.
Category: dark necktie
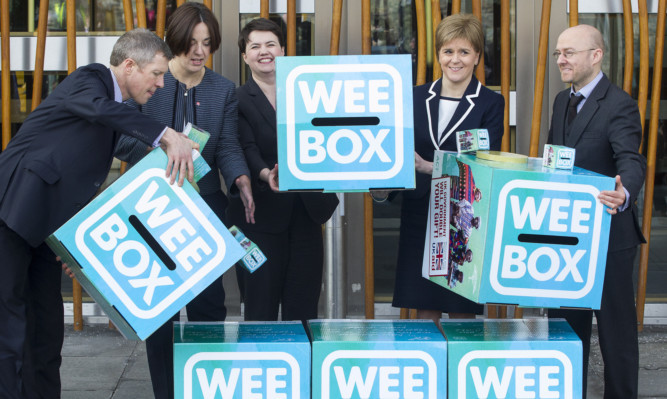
[567,94,584,125]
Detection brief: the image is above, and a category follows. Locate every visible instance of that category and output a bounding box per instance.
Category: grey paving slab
[61,356,128,391]
[110,379,154,399]
[62,391,113,399]
[60,321,667,398]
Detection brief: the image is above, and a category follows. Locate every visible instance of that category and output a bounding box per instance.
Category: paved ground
[60,321,667,399]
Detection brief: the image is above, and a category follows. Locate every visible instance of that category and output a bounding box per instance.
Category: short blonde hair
[435,14,484,55]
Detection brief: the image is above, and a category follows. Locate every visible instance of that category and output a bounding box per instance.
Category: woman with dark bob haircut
[227,18,339,323]
[114,3,254,399]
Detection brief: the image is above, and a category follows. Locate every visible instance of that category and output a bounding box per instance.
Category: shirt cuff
[619,186,631,212]
[152,127,168,148]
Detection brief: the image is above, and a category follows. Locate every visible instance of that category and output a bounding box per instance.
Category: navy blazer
[408,75,505,201]
[0,64,165,246]
[226,76,339,233]
[548,74,646,249]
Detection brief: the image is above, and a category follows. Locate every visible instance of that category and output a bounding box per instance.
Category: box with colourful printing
[309,319,447,399]
[422,150,614,309]
[441,319,582,399]
[543,144,576,170]
[276,54,415,192]
[456,128,490,153]
[173,321,310,399]
[46,148,245,340]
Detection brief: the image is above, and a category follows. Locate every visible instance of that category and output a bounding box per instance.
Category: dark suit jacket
[548,74,646,250]
[226,76,338,233]
[0,63,165,246]
[408,75,505,201]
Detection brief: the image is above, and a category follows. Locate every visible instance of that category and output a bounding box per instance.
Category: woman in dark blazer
[390,14,504,322]
[114,5,253,398]
[227,18,338,321]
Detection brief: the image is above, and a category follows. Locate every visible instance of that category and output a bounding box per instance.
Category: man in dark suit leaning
[547,24,646,399]
[0,29,197,398]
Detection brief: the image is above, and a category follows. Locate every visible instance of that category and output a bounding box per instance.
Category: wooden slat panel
[1,0,9,149]
[415,0,426,86]
[156,0,167,39]
[637,0,665,332]
[31,0,49,111]
[261,0,270,19]
[622,0,634,95]
[287,0,296,56]
[569,0,578,27]
[637,0,649,138]
[528,0,551,158]
[451,0,461,15]
[431,0,442,81]
[123,0,133,31]
[136,0,147,29]
[472,0,485,84]
[362,0,374,320]
[329,0,343,56]
[500,0,510,152]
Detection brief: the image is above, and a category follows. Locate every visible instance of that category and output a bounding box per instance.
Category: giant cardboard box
[276,54,415,192]
[309,319,447,399]
[173,321,311,399]
[46,149,245,340]
[441,319,582,399]
[423,151,614,309]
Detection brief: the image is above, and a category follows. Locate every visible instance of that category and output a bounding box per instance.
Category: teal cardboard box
[276,54,415,192]
[441,319,582,399]
[46,149,245,340]
[422,151,614,309]
[309,319,447,399]
[173,321,310,399]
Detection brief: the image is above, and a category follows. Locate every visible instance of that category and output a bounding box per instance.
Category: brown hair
[165,2,221,56]
[435,13,484,55]
[238,18,285,54]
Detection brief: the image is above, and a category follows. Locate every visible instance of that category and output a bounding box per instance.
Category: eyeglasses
[552,48,596,60]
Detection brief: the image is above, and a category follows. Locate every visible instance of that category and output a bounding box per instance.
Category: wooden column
[329,0,343,56]
[472,0,485,84]
[431,0,442,81]
[287,0,296,56]
[569,0,578,27]
[637,0,649,137]
[362,0,375,320]
[31,0,49,111]
[123,0,133,31]
[136,0,147,28]
[622,0,634,95]
[500,0,510,152]
[528,0,551,158]
[156,0,167,38]
[1,0,9,149]
[261,0,270,19]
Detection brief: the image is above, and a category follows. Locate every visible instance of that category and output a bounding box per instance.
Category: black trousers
[550,246,639,399]
[0,222,64,399]
[145,190,228,399]
[236,199,324,322]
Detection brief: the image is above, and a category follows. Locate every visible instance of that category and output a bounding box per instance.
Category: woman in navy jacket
[389,14,504,322]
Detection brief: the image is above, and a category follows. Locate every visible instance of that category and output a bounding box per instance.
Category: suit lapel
[439,77,481,147]
[425,80,440,149]
[246,76,277,131]
[566,75,610,146]
[552,91,569,145]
